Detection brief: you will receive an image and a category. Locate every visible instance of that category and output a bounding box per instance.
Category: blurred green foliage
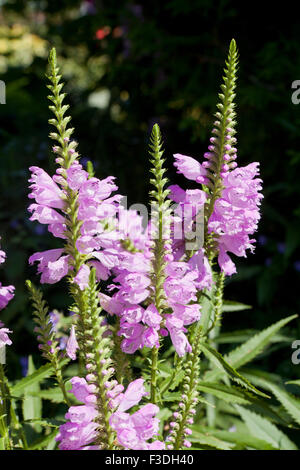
[0,0,299,401]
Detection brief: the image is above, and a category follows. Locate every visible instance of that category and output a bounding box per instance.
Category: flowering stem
[204,39,238,256]
[150,347,159,403]
[148,123,171,404]
[112,319,131,385]
[206,271,225,335]
[166,328,202,450]
[26,281,71,407]
[80,269,116,449]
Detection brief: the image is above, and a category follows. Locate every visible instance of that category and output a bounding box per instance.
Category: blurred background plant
[0,0,300,445]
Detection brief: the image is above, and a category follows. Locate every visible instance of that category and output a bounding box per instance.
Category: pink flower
[66,325,79,360]
[28,204,65,225]
[117,378,148,412]
[69,377,97,405]
[171,303,201,325]
[28,166,65,209]
[0,322,12,347]
[122,305,145,324]
[143,304,162,328]
[66,162,88,191]
[0,250,6,264]
[65,405,98,424]
[174,153,206,182]
[56,420,98,450]
[0,239,15,312]
[0,283,15,310]
[78,176,118,204]
[207,163,263,275]
[167,326,192,357]
[29,249,71,284]
[109,379,164,450]
[164,277,197,304]
[188,250,213,290]
[99,293,125,315]
[142,327,159,348]
[74,264,90,290]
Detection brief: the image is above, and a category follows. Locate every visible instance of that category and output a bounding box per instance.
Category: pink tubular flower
[0,239,14,345]
[28,166,65,209]
[29,250,71,284]
[117,378,148,412]
[69,377,97,405]
[174,153,207,183]
[28,160,122,286]
[0,322,12,347]
[170,138,263,276]
[0,239,15,311]
[74,264,90,290]
[0,283,15,310]
[66,325,79,360]
[208,162,263,275]
[101,204,203,357]
[109,378,164,450]
[56,415,98,450]
[66,162,88,191]
[56,378,99,451]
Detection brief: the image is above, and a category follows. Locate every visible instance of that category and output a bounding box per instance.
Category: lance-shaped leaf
[235,405,297,450]
[199,342,268,397]
[205,314,297,383]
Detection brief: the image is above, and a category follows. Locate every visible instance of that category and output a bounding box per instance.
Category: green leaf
[199,342,268,398]
[28,429,58,450]
[22,357,42,433]
[242,371,300,426]
[27,387,65,404]
[235,405,297,450]
[195,426,278,450]
[206,315,297,383]
[11,363,53,395]
[222,300,252,312]
[189,428,233,450]
[11,359,69,396]
[198,290,215,334]
[215,431,278,450]
[161,392,181,402]
[226,315,297,369]
[214,329,292,345]
[197,382,253,405]
[23,418,63,428]
[286,380,300,387]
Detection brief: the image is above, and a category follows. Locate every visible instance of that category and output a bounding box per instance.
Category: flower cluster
[172,151,263,275]
[56,376,164,450]
[28,161,122,286]
[99,207,208,356]
[109,378,165,450]
[0,238,14,346]
[208,162,263,275]
[55,376,99,450]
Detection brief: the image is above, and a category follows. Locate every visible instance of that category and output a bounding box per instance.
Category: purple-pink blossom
[109,378,164,450]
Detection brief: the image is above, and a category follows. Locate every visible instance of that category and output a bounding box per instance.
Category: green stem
[206,271,225,335]
[169,328,202,450]
[150,347,159,403]
[0,364,11,450]
[148,123,171,405]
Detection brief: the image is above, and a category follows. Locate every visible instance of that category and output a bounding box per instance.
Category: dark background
[0,1,299,383]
